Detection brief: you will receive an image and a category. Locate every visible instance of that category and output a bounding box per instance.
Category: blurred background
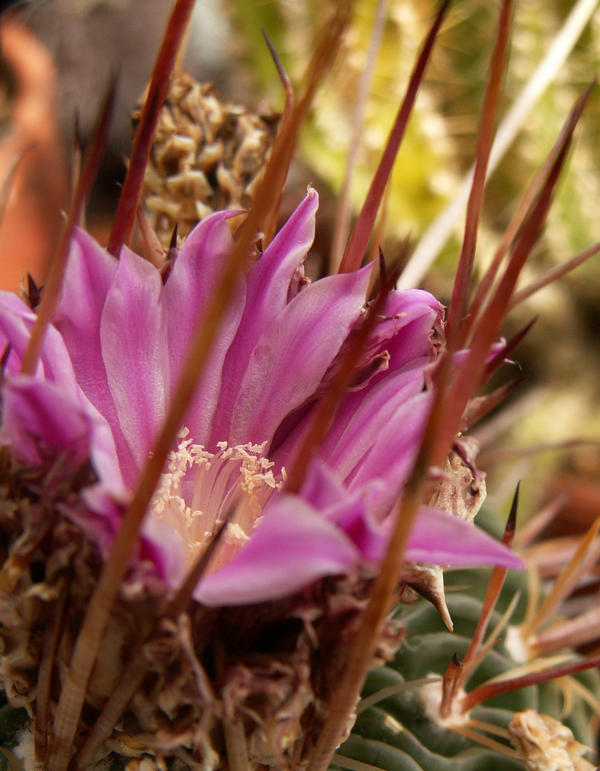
[0,0,599,536]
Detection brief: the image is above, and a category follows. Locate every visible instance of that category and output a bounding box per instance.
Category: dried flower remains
[0,0,598,769]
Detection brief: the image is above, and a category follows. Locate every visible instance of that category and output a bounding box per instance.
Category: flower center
[150,428,285,572]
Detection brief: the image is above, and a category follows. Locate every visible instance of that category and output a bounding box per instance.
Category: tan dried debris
[509,709,596,771]
[135,73,279,247]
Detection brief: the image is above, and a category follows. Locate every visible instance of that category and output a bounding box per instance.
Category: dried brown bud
[134,73,279,246]
[509,709,595,771]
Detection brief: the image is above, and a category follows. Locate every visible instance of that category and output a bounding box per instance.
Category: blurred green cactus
[227,0,600,257]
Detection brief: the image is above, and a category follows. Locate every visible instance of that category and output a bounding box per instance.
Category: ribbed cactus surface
[333,567,599,771]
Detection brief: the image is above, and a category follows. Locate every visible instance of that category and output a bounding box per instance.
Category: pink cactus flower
[0,189,520,605]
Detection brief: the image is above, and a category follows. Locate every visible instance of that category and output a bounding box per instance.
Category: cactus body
[334,568,599,771]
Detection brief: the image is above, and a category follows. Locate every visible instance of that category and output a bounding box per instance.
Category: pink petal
[346,391,431,494]
[249,188,319,307]
[1,375,126,500]
[319,365,426,480]
[304,465,390,562]
[0,292,78,386]
[406,505,523,568]
[195,494,360,605]
[381,290,443,374]
[100,246,169,475]
[300,456,350,511]
[298,462,522,570]
[164,210,245,446]
[231,264,374,446]
[271,362,425,483]
[1,376,95,470]
[142,513,188,585]
[54,229,118,406]
[54,229,138,484]
[211,189,319,444]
